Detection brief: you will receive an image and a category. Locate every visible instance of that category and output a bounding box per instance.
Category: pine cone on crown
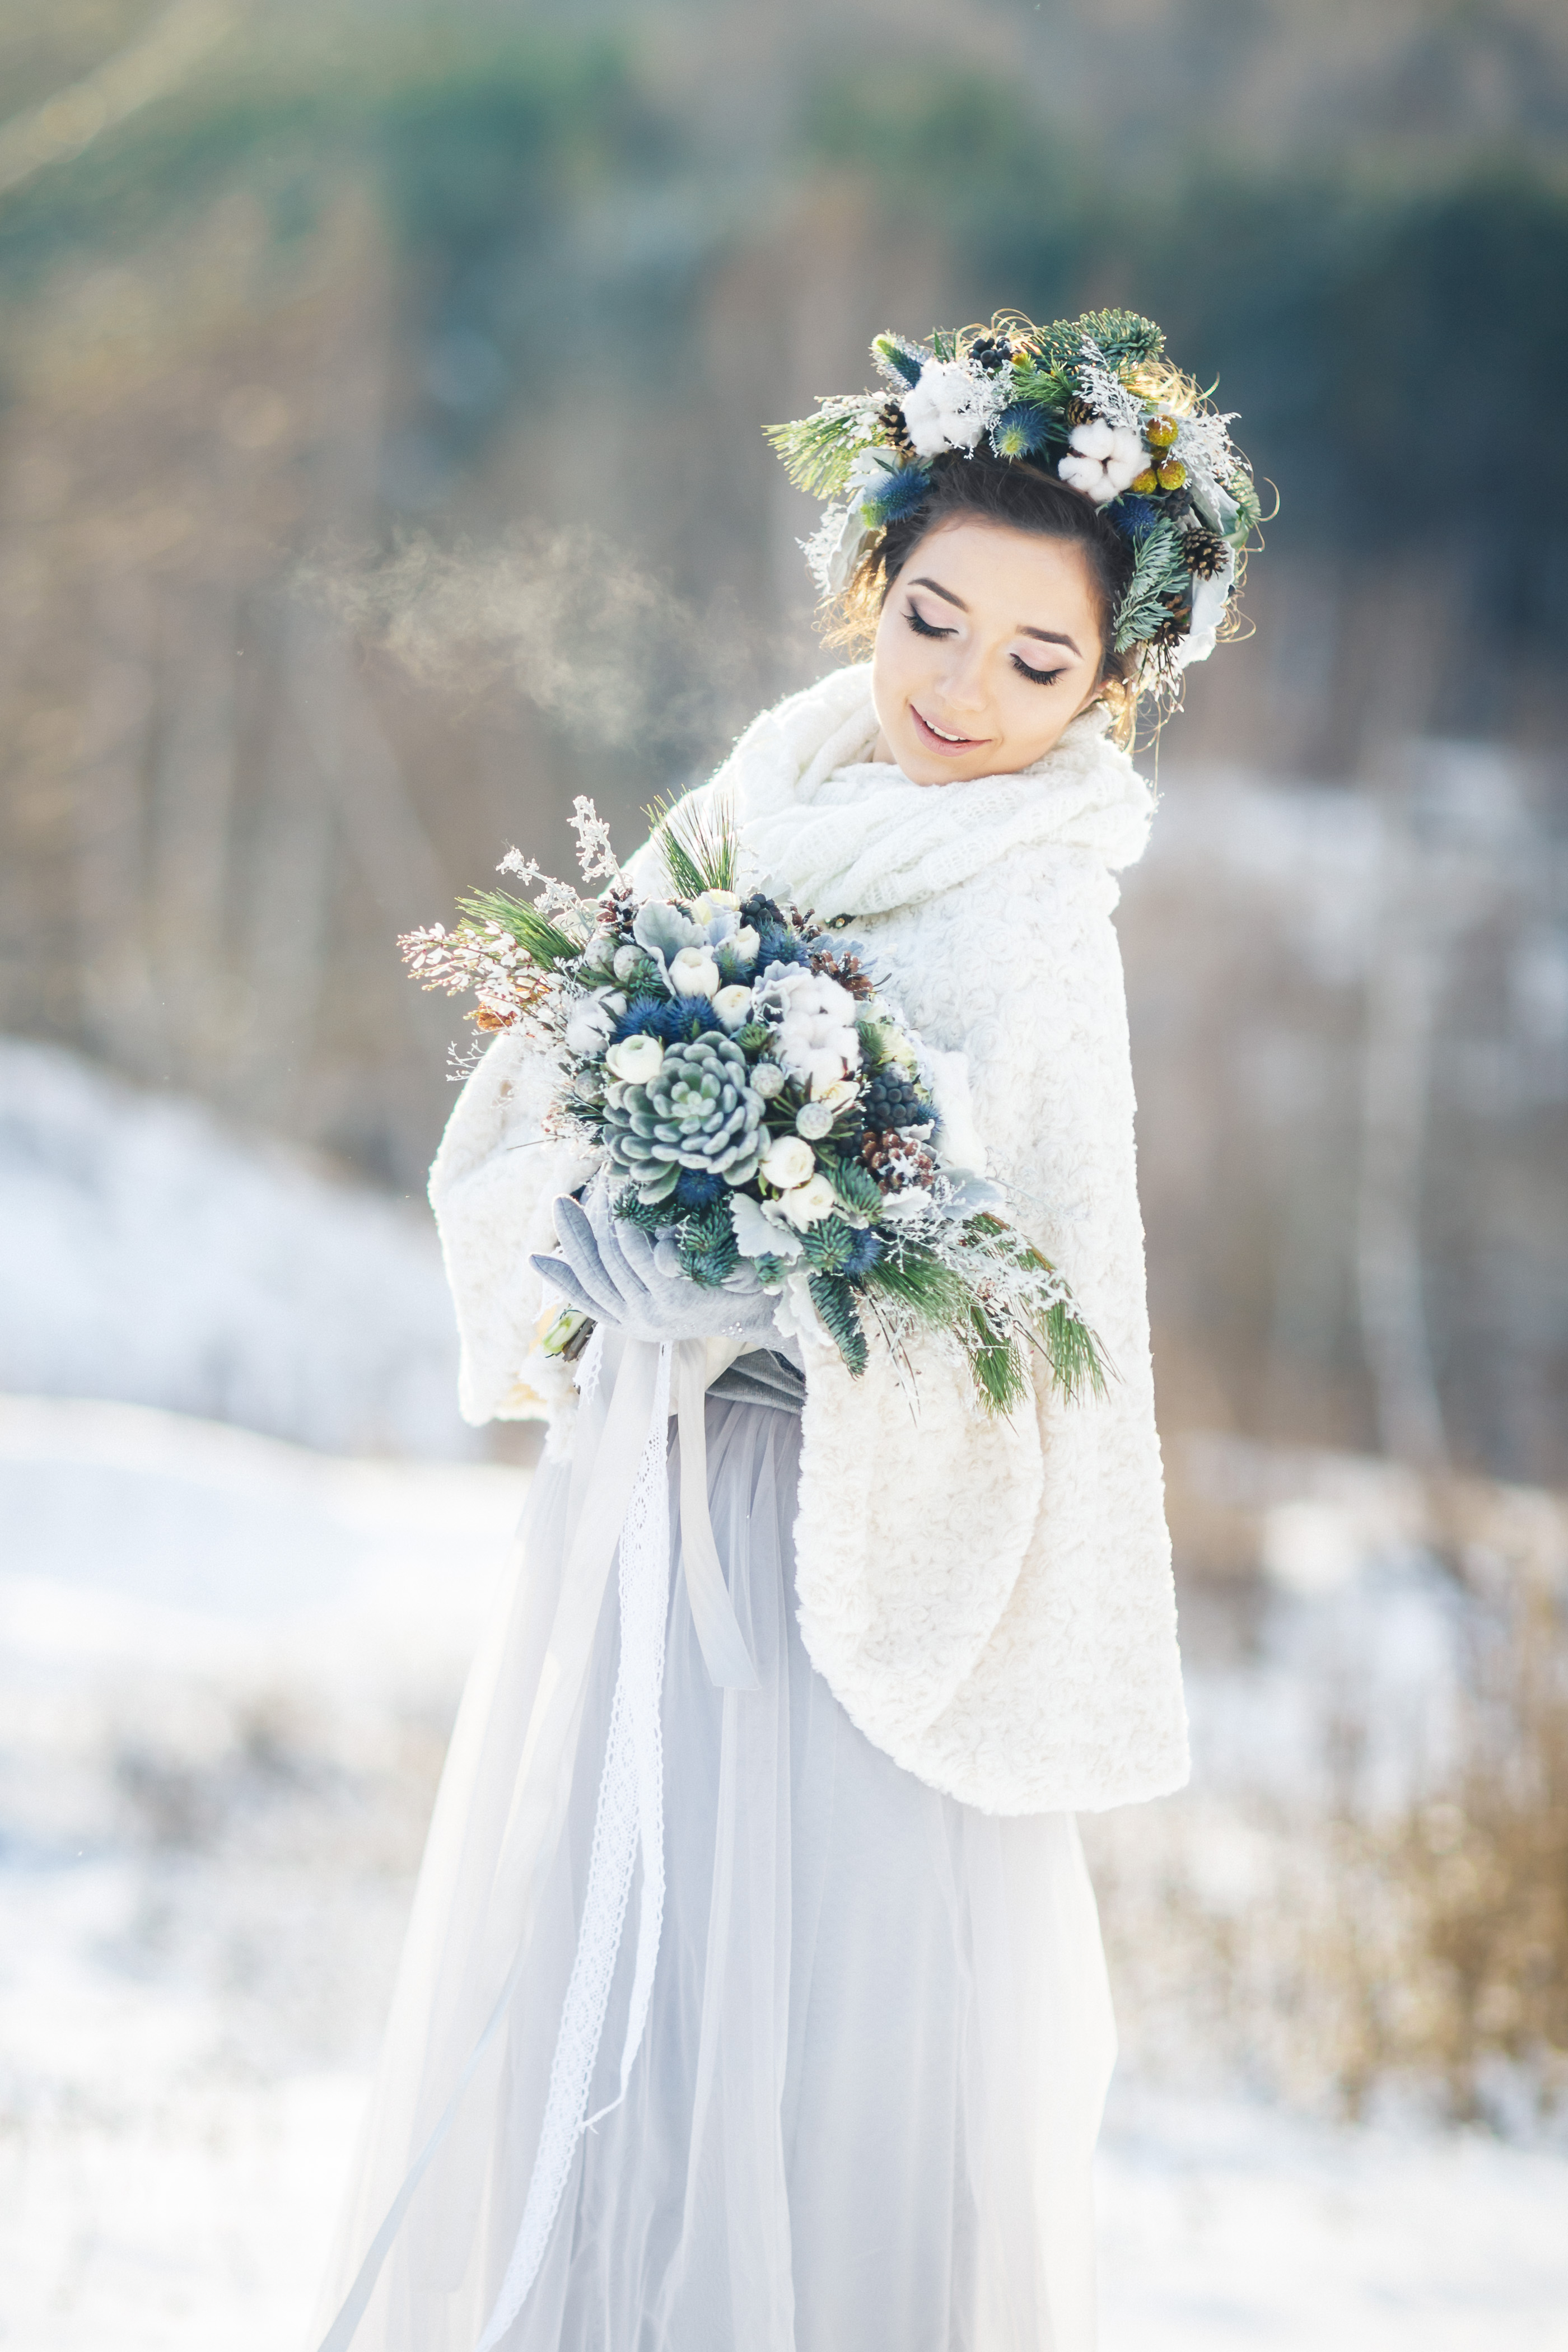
[878,399,916,456]
[1181,528,1229,579]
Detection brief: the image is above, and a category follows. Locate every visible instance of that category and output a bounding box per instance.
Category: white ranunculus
[900,359,1005,459]
[731,925,760,964]
[669,945,721,997]
[752,1061,786,1100]
[564,995,617,1053]
[712,984,753,1030]
[760,1133,815,1191]
[604,1033,664,1083]
[778,1173,838,1228]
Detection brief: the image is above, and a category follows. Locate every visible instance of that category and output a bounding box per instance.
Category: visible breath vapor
[301,525,771,763]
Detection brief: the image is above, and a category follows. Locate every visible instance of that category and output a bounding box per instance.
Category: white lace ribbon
[312,1333,757,2352]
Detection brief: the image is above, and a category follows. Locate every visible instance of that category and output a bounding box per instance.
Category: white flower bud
[761,1133,815,1191]
[605,1033,664,1084]
[795,1102,834,1140]
[712,984,753,1030]
[752,1062,786,1100]
[732,925,760,963]
[669,945,721,997]
[613,942,646,982]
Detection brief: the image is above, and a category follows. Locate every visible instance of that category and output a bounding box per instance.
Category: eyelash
[903,603,1065,688]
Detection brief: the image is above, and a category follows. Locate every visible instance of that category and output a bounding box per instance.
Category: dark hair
[830,451,1140,730]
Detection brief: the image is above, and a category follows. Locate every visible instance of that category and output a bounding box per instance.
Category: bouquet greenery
[402,795,1108,1416]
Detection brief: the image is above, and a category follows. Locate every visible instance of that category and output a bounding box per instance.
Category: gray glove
[532,1180,782,1348]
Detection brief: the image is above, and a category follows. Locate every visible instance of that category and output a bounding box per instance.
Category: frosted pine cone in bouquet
[401,792,1109,1412]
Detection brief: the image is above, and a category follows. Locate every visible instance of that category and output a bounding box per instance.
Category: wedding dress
[311,665,1183,2352]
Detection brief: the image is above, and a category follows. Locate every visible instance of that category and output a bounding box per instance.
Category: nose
[937,639,990,717]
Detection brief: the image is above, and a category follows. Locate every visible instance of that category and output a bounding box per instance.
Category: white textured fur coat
[430,664,1188,1815]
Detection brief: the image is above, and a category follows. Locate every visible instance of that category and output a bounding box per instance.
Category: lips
[911,703,987,756]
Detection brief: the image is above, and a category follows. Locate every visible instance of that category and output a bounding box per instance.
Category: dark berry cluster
[859,1067,927,1131]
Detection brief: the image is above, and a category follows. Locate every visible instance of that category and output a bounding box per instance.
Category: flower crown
[768,308,1261,693]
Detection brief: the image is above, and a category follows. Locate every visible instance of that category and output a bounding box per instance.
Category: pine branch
[1112,517,1188,652]
[764,402,869,498]
[810,1273,868,1374]
[1028,309,1164,375]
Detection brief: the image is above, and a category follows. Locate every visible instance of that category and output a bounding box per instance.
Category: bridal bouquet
[400,795,1108,1413]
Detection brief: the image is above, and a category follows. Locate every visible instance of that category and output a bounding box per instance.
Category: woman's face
[869,517,1106,785]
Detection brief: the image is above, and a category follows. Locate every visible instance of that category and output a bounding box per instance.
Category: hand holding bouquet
[401,795,1108,1413]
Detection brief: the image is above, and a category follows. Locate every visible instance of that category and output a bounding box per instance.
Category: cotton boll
[564,996,617,1053]
[1069,419,1114,459]
[1108,427,1145,469]
[1058,454,1107,498]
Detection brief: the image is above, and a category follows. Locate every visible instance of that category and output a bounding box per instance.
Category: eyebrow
[908,575,1081,659]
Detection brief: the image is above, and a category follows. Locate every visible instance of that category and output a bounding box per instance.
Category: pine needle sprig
[643,790,741,899]
[455,889,582,969]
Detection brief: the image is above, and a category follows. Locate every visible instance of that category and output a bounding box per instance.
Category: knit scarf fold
[720,664,1155,923]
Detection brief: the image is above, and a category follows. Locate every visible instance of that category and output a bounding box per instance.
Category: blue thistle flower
[990,403,1051,460]
[614,996,724,1044]
[1110,493,1161,540]
[842,1228,884,1277]
[755,924,811,969]
[673,1168,726,1210]
[861,465,930,528]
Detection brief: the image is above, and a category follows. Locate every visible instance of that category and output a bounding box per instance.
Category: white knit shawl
[431,663,1189,1816]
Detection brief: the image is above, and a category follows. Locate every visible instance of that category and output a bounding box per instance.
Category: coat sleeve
[427,1029,596,1425]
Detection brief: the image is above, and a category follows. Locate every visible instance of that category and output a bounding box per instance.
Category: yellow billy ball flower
[1145,415,1179,450]
[1156,458,1188,491]
[1131,466,1160,494]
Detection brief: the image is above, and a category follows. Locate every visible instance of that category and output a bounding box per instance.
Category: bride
[312,310,1258,2352]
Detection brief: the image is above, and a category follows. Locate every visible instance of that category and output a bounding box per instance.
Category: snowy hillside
[0,1039,474,1457]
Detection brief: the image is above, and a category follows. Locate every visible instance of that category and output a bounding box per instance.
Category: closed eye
[904,601,955,641]
[1011,651,1066,687]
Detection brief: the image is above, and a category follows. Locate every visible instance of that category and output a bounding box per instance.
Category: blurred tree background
[1,0,1566,1481]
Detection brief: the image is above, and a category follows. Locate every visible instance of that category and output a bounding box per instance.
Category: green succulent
[603,1033,766,1204]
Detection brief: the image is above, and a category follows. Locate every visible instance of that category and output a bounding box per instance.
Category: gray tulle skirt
[312,1385,1117,2352]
